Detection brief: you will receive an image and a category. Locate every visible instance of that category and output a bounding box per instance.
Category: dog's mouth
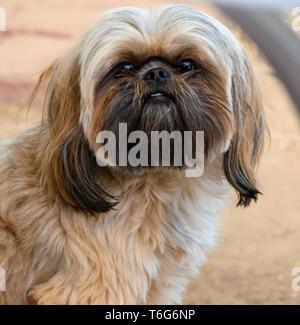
[144,91,174,104]
[150,92,164,97]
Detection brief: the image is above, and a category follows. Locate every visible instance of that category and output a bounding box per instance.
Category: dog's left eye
[178,59,197,72]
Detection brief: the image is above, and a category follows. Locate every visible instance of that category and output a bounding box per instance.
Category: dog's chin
[140,93,182,133]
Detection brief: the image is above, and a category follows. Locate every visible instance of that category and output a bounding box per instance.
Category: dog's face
[35,5,265,213]
[82,6,235,167]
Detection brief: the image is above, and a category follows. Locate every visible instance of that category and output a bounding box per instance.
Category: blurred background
[0,0,299,304]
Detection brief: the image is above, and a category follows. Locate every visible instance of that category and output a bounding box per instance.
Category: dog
[0,4,265,304]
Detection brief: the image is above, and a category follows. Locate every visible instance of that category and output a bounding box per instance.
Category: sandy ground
[0,0,300,304]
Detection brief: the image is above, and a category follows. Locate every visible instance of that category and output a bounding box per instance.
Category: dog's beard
[97,78,233,175]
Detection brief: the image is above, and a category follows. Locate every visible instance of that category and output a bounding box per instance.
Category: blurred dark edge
[217,5,300,116]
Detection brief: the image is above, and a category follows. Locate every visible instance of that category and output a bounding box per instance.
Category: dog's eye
[178,59,197,72]
[122,62,134,71]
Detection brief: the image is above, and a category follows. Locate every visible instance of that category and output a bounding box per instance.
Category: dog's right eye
[113,62,135,78]
[122,62,134,71]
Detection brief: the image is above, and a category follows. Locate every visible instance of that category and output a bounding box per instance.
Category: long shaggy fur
[0,5,265,304]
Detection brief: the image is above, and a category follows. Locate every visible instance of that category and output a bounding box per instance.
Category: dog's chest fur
[0,138,228,304]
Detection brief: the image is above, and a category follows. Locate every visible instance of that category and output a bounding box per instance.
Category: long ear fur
[224,52,265,207]
[31,46,117,214]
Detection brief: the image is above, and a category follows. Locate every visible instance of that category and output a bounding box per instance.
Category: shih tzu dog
[0,4,265,304]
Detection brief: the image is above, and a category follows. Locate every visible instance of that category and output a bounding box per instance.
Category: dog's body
[0,130,227,304]
[0,5,264,304]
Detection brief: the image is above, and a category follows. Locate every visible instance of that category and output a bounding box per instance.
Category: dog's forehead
[95,5,225,38]
[82,5,234,72]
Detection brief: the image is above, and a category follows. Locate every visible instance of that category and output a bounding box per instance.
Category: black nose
[144,68,170,83]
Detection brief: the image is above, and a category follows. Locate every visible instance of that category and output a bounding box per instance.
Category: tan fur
[0,5,265,304]
[0,131,227,304]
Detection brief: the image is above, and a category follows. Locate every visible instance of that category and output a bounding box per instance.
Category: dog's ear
[31,46,117,214]
[223,51,265,207]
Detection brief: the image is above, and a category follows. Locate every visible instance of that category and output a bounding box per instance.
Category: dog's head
[34,5,265,213]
